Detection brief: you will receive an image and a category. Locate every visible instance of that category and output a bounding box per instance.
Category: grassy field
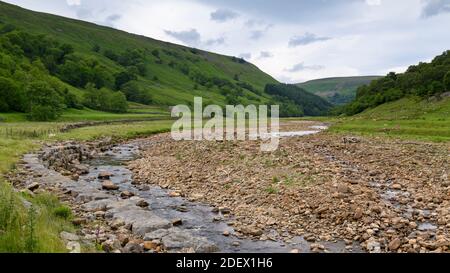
[326,97,450,142]
[0,115,174,253]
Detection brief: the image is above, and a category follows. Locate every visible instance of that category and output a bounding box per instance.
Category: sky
[3,0,450,83]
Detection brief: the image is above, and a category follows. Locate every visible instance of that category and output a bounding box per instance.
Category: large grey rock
[113,210,172,236]
[144,228,219,253]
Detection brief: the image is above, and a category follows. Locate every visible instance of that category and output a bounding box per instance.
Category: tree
[444,71,450,91]
[0,76,19,112]
[115,70,137,89]
[26,81,63,121]
[120,81,152,105]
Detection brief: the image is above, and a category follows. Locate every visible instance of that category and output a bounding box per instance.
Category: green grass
[328,97,450,142]
[0,182,73,253]
[0,116,174,253]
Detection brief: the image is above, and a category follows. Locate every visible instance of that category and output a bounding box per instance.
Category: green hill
[0,1,298,120]
[297,76,381,105]
[338,51,450,116]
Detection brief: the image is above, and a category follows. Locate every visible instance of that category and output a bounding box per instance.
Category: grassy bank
[0,116,174,253]
[327,97,450,142]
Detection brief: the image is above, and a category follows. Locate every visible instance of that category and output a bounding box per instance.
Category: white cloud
[66,0,80,6]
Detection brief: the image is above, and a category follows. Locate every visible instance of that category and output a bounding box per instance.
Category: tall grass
[0,182,72,253]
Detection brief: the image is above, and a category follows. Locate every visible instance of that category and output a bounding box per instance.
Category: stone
[143,241,158,251]
[60,231,80,242]
[113,210,172,236]
[27,182,40,192]
[389,238,402,251]
[117,234,130,247]
[102,180,119,191]
[392,184,402,190]
[120,191,135,199]
[219,207,231,214]
[72,218,87,226]
[290,249,300,253]
[354,208,363,220]
[172,218,183,226]
[337,184,350,194]
[66,241,81,253]
[123,241,144,253]
[102,239,121,253]
[98,172,113,180]
[110,219,126,230]
[232,241,240,247]
[223,231,230,237]
[162,231,218,253]
[169,191,181,198]
[136,200,149,208]
[94,211,106,218]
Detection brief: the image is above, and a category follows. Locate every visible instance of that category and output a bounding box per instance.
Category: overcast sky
[4,0,450,83]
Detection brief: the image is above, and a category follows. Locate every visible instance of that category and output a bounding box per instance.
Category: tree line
[0,23,156,120]
[337,50,450,116]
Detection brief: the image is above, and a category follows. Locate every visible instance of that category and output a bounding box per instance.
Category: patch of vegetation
[337,51,450,116]
[329,97,450,142]
[265,84,333,116]
[0,182,73,253]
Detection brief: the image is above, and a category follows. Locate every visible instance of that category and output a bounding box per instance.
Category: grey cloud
[76,8,92,19]
[103,14,121,27]
[289,32,331,47]
[205,37,226,46]
[245,19,266,28]
[250,30,264,40]
[210,8,239,22]
[165,29,201,46]
[421,0,450,18]
[239,53,252,59]
[259,51,274,59]
[285,62,324,72]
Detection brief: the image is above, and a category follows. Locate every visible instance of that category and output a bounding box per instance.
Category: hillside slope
[297,76,381,105]
[331,96,450,142]
[338,51,450,116]
[0,1,278,111]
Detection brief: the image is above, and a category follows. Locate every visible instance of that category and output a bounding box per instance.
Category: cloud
[259,51,274,59]
[421,0,450,18]
[205,37,226,46]
[104,14,121,26]
[239,53,252,59]
[164,29,201,46]
[289,32,331,47]
[285,62,325,72]
[366,0,382,6]
[210,8,239,22]
[250,30,264,40]
[66,0,81,6]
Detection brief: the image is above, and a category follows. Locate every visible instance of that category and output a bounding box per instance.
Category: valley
[0,0,449,254]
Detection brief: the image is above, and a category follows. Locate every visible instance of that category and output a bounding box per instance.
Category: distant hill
[297,76,381,105]
[265,84,333,116]
[337,51,450,116]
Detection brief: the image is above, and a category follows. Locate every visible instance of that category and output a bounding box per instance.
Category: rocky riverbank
[129,121,450,253]
[8,120,450,253]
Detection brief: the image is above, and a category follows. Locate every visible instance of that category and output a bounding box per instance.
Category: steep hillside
[265,84,333,116]
[0,1,283,119]
[297,76,381,105]
[338,51,450,116]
